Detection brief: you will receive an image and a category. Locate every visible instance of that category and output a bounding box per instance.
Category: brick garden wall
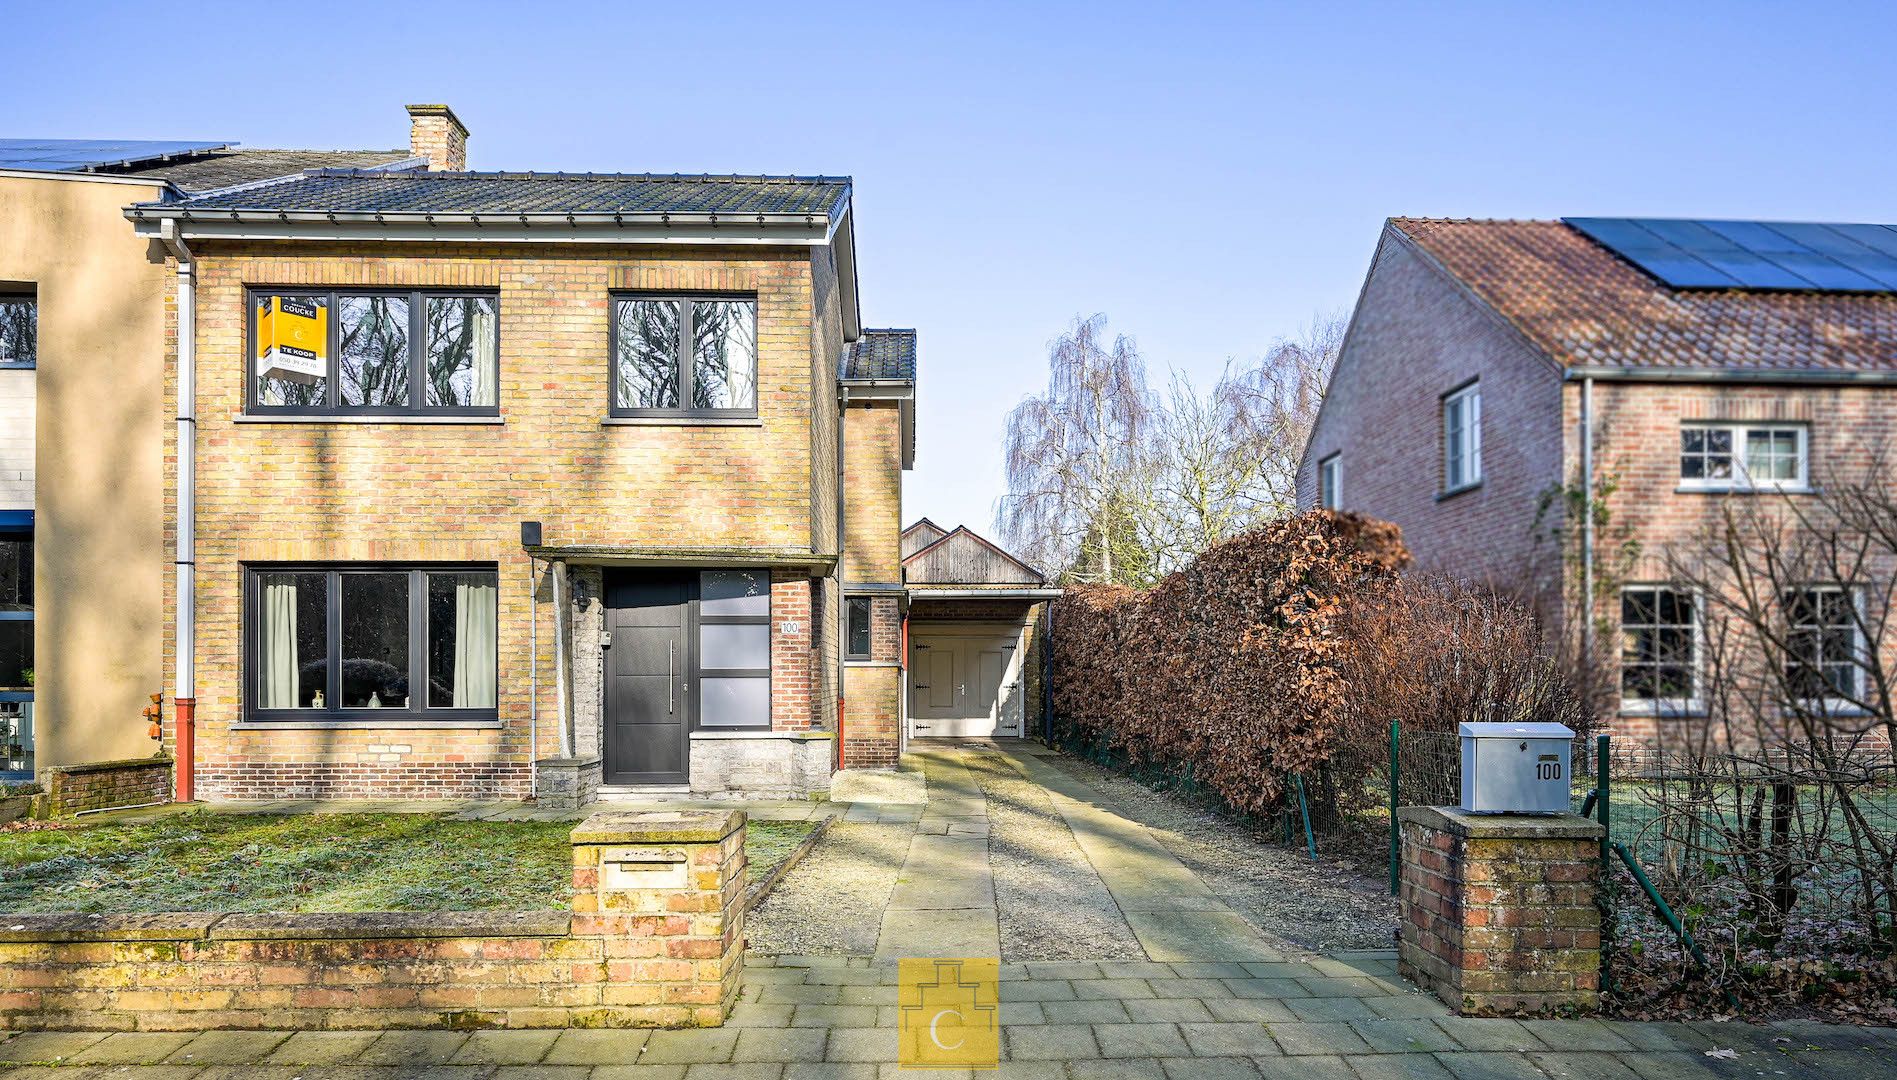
[0,810,744,1031]
[165,242,850,800]
[39,758,171,816]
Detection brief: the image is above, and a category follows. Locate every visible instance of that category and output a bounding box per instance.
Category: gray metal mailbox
[1458,722,1576,814]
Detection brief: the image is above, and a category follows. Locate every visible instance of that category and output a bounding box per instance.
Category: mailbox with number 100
[1458,722,1577,814]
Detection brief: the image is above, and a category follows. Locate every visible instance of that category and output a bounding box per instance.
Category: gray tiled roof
[841,329,917,382]
[146,170,852,217]
[99,150,418,193]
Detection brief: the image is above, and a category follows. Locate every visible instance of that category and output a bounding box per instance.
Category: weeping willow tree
[998,313,1346,586]
[998,315,1155,585]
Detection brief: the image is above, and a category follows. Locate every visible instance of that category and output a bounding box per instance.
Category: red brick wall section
[1397,806,1603,1016]
[770,572,816,732]
[0,810,744,1031]
[1565,382,1897,744]
[1298,229,1569,620]
[40,758,172,816]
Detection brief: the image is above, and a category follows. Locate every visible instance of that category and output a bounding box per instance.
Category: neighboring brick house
[126,105,915,803]
[0,132,415,788]
[1299,217,1897,740]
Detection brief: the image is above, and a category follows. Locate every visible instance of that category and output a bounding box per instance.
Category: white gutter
[157,218,197,801]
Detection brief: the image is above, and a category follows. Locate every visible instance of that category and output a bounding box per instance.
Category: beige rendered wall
[0,173,169,770]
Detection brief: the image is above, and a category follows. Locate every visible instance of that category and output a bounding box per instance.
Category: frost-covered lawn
[0,812,813,913]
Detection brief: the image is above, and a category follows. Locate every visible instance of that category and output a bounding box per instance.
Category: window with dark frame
[246,565,499,721]
[0,295,35,367]
[1784,586,1862,704]
[249,289,499,415]
[697,570,771,729]
[611,295,758,418]
[845,597,872,659]
[1620,586,1698,711]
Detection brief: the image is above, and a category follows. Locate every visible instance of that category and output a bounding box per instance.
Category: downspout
[835,387,848,770]
[1042,602,1055,745]
[159,220,196,803]
[1579,377,1596,679]
[552,559,573,760]
[526,556,540,800]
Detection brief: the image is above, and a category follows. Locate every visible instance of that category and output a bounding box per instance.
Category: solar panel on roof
[0,138,232,173]
[1565,217,1897,294]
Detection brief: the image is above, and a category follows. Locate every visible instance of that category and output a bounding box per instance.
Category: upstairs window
[1317,454,1342,510]
[1784,586,1862,705]
[249,289,498,416]
[1442,382,1481,493]
[1620,586,1699,713]
[611,295,758,418]
[0,295,34,367]
[1680,422,1807,490]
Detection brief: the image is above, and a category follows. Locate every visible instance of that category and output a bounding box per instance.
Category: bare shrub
[1050,510,1581,831]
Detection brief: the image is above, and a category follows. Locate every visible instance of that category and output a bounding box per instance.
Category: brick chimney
[405,104,468,171]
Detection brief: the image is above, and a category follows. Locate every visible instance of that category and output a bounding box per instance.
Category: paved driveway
[5,745,1895,1077]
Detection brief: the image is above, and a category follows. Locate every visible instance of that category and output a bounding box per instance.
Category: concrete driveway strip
[1004,748,1288,962]
[875,751,1001,958]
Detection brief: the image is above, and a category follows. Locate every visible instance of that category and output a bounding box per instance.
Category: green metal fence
[1390,725,1896,1003]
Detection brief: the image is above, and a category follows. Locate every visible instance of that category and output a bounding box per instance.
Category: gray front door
[604,572,692,785]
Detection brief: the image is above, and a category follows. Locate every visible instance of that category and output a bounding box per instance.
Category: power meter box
[1458,722,1575,814]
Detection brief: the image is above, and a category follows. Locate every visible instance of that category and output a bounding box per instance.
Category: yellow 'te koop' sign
[256,295,327,384]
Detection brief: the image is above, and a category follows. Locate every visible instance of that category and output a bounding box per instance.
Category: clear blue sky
[10,2,1893,537]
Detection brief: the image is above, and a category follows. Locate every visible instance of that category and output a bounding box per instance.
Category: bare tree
[1646,460,1897,950]
[999,313,1348,584]
[998,315,1155,585]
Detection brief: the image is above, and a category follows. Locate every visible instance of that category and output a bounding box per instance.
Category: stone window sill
[602,416,764,428]
[230,719,504,731]
[232,415,504,425]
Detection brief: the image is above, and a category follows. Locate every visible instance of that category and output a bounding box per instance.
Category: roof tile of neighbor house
[840,329,917,382]
[144,169,853,217]
[1392,218,1897,374]
[98,149,419,192]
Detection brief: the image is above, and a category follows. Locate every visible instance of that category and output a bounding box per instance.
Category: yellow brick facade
[161,240,904,798]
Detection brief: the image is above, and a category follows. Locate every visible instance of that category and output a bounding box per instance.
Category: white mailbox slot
[1459,722,1576,814]
[600,846,689,891]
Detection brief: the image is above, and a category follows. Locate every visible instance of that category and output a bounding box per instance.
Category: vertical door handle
[669,640,675,713]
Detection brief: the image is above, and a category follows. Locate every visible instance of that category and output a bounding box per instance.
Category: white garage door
[908,624,1025,738]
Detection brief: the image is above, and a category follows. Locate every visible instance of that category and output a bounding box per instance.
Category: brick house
[126,105,916,803]
[1298,217,1897,740]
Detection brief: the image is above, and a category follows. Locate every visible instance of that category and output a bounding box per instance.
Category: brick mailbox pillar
[570,809,747,1027]
[1397,806,1604,1015]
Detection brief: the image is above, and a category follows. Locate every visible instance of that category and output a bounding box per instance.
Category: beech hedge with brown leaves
[1050,510,1586,825]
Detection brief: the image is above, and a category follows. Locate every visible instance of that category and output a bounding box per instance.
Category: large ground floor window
[246,565,498,721]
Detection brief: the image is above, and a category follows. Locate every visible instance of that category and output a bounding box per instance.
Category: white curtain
[259,578,299,709]
[453,577,498,708]
[471,302,497,407]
